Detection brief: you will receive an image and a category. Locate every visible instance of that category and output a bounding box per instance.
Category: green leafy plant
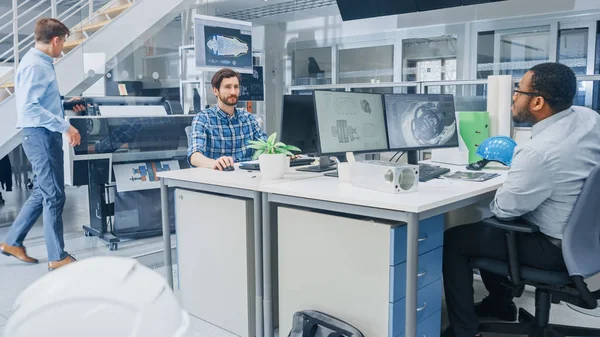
[249,132,301,160]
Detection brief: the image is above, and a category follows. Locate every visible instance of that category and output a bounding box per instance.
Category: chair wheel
[84,231,93,237]
[0,199,5,205]
[109,243,118,251]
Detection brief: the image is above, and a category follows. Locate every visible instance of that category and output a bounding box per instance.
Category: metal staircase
[0,0,193,159]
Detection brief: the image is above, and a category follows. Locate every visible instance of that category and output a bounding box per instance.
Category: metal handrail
[58,0,88,22]
[0,0,126,87]
[16,0,48,23]
[0,0,51,44]
[60,0,90,26]
[0,0,31,24]
[18,7,52,36]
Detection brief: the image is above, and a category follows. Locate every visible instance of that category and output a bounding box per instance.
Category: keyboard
[419,163,450,182]
[239,157,315,171]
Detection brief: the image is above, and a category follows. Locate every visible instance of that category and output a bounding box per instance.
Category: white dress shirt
[491,106,600,239]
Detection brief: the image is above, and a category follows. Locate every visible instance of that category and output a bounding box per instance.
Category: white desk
[260,168,506,337]
[159,163,506,337]
[158,165,320,337]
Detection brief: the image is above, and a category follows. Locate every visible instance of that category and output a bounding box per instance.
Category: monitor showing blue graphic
[194,15,253,73]
[239,66,264,101]
[384,94,459,151]
[313,91,388,155]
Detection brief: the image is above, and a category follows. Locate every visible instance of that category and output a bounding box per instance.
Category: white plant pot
[259,154,287,180]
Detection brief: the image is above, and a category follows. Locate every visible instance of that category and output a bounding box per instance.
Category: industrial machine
[64,98,191,251]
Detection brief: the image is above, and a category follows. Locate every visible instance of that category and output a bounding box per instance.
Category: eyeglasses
[514,89,556,102]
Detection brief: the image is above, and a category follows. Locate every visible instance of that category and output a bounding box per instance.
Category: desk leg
[262,193,273,337]
[161,179,173,289]
[405,212,419,337]
[254,192,265,337]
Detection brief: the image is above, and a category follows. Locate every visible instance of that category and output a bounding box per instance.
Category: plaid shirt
[187,106,267,164]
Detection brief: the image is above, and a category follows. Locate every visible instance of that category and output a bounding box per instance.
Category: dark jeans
[443,222,567,337]
[4,127,68,261]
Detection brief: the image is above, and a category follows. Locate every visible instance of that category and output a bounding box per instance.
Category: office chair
[308,57,325,77]
[471,164,600,337]
[184,126,192,147]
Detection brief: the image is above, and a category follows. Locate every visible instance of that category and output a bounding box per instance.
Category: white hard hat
[4,256,190,337]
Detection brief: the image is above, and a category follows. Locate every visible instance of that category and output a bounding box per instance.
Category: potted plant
[248,133,301,180]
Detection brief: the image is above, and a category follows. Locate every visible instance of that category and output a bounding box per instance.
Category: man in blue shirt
[442,63,600,337]
[0,18,85,271]
[187,68,267,170]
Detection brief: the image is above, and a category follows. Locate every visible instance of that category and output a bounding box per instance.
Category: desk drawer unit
[277,207,445,337]
[175,189,256,337]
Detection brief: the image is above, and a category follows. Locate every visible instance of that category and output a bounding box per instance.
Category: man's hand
[212,156,234,171]
[65,125,81,147]
[68,96,86,114]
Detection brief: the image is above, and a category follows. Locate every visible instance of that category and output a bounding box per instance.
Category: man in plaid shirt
[188,68,267,170]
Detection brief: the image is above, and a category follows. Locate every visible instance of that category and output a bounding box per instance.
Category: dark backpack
[288,310,365,337]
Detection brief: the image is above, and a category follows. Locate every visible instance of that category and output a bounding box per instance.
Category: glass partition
[291,86,347,95]
[477,26,551,79]
[293,47,332,86]
[338,45,393,85]
[351,85,415,94]
[403,36,458,86]
[422,83,488,112]
[558,27,589,75]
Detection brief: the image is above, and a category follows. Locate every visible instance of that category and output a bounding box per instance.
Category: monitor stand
[296,156,337,173]
[322,154,349,177]
[407,150,419,166]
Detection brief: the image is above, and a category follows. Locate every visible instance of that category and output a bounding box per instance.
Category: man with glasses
[442,62,600,337]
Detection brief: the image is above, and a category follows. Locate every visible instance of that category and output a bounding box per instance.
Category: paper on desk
[98,105,167,117]
[113,160,180,193]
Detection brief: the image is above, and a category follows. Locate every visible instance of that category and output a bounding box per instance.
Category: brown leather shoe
[48,255,77,271]
[0,243,39,264]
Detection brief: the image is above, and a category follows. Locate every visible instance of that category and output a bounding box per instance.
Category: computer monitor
[280,95,319,155]
[313,90,389,156]
[383,93,459,164]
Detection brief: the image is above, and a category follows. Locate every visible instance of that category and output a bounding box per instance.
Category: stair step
[75,20,109,33]
[0,82,14,89]
[99,3,133,17]
[63,39,85,51]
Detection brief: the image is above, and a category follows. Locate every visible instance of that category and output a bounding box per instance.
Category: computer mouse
[223,165,235,171]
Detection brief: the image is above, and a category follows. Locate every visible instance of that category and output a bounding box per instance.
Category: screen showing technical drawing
[239,66,264,101]
[313,91,388,154]
[384,94,459,150]
[194,15,253,73]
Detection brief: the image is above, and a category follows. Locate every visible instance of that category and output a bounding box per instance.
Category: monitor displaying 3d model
[383,93,459,151]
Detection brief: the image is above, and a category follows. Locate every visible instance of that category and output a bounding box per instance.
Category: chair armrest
[482,217,540,233]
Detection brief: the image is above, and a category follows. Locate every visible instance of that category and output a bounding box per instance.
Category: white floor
[1,185,599,336]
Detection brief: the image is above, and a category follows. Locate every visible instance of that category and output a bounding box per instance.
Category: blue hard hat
[476,136,517,166]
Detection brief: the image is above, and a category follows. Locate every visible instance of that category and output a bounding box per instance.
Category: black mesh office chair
[471,164,600,337]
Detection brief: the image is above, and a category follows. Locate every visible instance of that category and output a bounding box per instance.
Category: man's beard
[220,94,238,106]
[512,105,536,124]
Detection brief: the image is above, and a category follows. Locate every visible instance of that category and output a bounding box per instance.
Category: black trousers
[443,222,567,337]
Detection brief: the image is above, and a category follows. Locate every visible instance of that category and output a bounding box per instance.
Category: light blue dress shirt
[15,48,70,134]
[490,106,600,239]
